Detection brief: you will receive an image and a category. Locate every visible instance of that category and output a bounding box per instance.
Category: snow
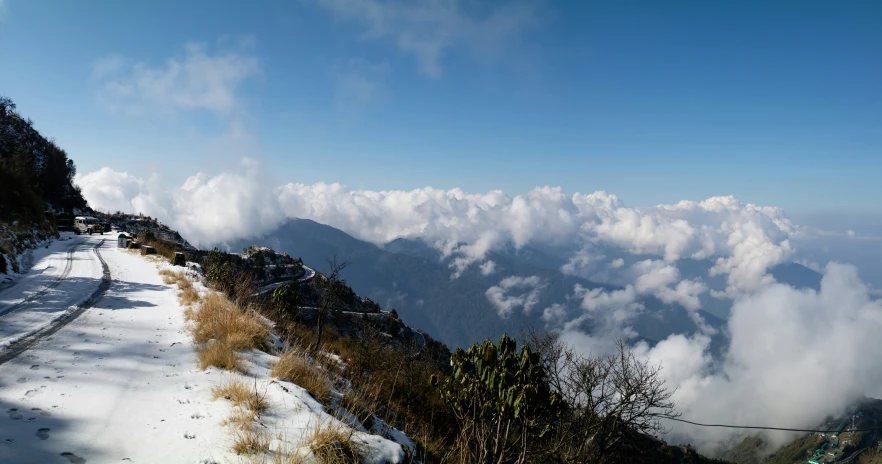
[0,234,104,349]
[0,234,410,463]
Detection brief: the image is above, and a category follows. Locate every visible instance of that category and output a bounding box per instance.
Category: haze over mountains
[227,217,824,352]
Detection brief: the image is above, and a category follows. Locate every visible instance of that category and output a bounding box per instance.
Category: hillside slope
[0,96,89,278]
[230,219,729,348]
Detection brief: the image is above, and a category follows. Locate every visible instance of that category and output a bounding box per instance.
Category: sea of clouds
[76,160,882,455]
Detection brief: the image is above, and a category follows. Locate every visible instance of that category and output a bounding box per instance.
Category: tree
[432,334,561,464]
[314,255,350,351]
[271,283,301,319]
[204,248,234,294]
[524,330,679,463]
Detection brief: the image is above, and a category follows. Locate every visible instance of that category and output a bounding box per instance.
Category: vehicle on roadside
[74,216,103,235]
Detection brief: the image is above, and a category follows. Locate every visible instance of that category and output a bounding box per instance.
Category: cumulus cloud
[314,0,541,77]
[625,259,711,331]
[92,39,259,115]
[479,260,497,276]
[77,163,799,297]
[485,275,545,318]
[625,263,882,453]
[76,159,283,246]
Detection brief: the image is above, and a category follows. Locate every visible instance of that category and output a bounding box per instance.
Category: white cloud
[541,303,566,324]
[93,40,259,115]
[485,275,544,318]
[75,159,283,246]
[629,263,882,452]
[314,0,540,77]
[78,165,799,296]
[627,259,707,312]
[479,260,497,276]
[556,263,882,454]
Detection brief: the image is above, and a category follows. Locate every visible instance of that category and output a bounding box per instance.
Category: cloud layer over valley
[76,162,882,454]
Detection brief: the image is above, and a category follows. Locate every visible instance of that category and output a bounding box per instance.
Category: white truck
[74,216,103,235]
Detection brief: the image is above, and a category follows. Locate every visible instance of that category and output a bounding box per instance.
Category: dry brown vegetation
[232,428,271,456]
[176,276,200,305]
[186,292,270,351]
[159,269,201,305]
[184,291,269,372]
[274,322,452,462]
[304,422,367,464]
[196,339,245,372]
[179,283,200,306]
[159,268,179,284]
[212,378,269,415]
[271,349,331,405]
[221,408,258,431]
[212,378,272,456]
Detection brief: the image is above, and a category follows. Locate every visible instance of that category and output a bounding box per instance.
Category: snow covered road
[0,236,233,463]
[0,235,106,351]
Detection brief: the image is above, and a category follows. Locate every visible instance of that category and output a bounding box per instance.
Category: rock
[173,252,186,266]
[141,246,156,255]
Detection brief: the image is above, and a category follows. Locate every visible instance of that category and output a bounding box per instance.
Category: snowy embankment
[0,235,407,463]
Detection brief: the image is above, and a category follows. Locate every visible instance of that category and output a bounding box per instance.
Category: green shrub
[432,334,560,463]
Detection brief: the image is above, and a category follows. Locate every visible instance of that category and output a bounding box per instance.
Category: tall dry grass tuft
[179,285,200,305]
[196,339,245,372]
[221,408,257,431]
[186,292,270,352]
[159,269,179,285]
[212,377,269,415]
[159,269,200,305]
[231,428,271,455]
[306,422,367,464]
[213,377,273,456]
[211,379,269,416]
[271,349,331,405]
[176,277,200,305]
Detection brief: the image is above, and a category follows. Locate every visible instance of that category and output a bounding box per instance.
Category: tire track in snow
[0,240,83,318]
[0,240,111,365]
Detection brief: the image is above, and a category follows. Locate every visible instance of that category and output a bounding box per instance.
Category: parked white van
[74,216,103,235]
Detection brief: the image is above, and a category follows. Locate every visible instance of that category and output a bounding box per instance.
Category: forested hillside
[0,96,88,274]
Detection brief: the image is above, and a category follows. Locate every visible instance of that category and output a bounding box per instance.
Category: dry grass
[177,278,200,305]
[179,285,200,305]
[337,379,383,431]
[232,428,271,455]
[160,269,201,305]
[196,339,245,372]
[186,292,270,351]
[221,408,258,431]
[159,268,179,284]
[271,350,331,404]
[212,378,268,415]
[306,422,366,464]
[213,378,273,456]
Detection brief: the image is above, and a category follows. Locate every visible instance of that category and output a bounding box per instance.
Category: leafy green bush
[432,334,560,463]
[204,248,234,293]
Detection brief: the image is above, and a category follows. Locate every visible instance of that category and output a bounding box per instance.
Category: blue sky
[0,0,880,213]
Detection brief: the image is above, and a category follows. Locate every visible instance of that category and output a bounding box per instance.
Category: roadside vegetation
[143,230,731,463]
[0,96,89,275]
